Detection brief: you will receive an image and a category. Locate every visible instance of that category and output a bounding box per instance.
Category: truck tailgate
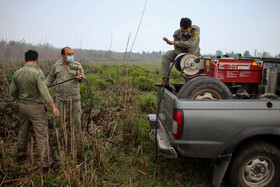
[157,87,177,135]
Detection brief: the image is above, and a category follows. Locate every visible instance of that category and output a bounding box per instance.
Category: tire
[177,76,232,99]
[227,141,280,187]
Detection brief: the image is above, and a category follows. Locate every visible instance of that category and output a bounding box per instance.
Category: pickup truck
[148,85,280,187]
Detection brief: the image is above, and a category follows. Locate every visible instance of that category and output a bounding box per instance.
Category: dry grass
[0,61,230,186]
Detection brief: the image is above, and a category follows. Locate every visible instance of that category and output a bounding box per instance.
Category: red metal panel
[202,58,263,83]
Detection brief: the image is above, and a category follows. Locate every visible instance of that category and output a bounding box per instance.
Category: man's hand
[163,37,175,45]
[76,75,83,81]
[48,102,60,118]
[52,107,60,118]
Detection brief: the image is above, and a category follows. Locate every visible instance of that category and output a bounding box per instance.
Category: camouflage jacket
[173,25,201,56]
[45,60,85,101]
[10,63,53,104]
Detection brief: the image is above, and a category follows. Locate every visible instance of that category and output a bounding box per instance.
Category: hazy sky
[1,0,280,56]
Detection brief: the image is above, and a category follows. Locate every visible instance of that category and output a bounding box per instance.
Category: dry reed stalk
[106,123,117,148]
[62,103,67,153]
[71,127,75,161]
[46,126,51,174]
[123,33,131,111]
[73,164,77,187]
[61,166,71,186]
[105,166,118,182]
[83,128,91,152]
[91,168,96,185]
[56,128,61,152]
[99,151,104,168]
[40,145,45,187]
[0,170,7,187]
[152,166,158,180]
[123,32,131,66]
[84,155,87,187]
[81,131,85,156]
[0,141,4,169]
[137,169,147,175]
[30,137,34,167]
[131,88,140,143]
[69,98,74,160]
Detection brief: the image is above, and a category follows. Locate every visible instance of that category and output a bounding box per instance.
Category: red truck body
[202,58,263,83]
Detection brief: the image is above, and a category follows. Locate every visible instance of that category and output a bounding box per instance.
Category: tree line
[1,40,279,63]
[210,50,280,58]
[0,40,163,63]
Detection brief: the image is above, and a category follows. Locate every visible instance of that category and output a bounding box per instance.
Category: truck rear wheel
[227,141,280,187]
[177,76,232,99]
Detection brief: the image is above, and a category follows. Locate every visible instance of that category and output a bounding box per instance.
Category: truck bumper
[148,114,178,159]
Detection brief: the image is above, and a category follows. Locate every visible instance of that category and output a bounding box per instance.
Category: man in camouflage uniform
[10,50,60,169]
[45,47,85,134]
[155,17,201,86]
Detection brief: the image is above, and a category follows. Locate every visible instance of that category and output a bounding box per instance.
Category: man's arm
[45,66,56,87]
[163,37,176,45]
[163,29,180,45]
[37,71,59,118]
[10,76,19,100]
[37,71,54,104]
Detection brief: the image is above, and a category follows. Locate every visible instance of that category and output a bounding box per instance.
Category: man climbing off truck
[155,17,201,86]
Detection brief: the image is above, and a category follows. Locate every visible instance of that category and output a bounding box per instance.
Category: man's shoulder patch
[70,66,78,70]
[40,75,45,81]
[191,31,199,40]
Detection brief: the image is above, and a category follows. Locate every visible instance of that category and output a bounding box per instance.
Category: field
[0,60,229,186]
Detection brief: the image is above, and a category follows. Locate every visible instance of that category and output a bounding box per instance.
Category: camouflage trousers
[17,103,52,167]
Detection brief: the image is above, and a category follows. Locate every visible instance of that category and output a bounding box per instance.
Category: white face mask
[66,56,74,63]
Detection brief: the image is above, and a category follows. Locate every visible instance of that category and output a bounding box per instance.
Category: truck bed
[152,87,280,159]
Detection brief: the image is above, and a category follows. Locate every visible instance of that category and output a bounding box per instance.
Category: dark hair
[25,50,38,62]
[180,18,192,29]
[61,46,71,55]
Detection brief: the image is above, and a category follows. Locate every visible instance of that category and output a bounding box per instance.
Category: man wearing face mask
[10,50,60,169]
[155,17,201,86]
[45,47,85,134]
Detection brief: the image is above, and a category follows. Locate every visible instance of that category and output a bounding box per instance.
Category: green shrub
[6,68,17,84]
[91,65,104,75]
[133,76,155,91]
[80,73,108,107]
[137,92,156,113]
[169,69,185,83]
[84,73,109,90]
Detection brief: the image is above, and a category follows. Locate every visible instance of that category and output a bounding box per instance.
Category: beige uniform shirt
[45,60,85,101]
[10,63,53,104]
[173,25,201,56]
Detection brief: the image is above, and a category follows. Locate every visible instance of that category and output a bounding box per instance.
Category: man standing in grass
[45,47,85,134]
[155,17,201,86]
[10,50,59,169]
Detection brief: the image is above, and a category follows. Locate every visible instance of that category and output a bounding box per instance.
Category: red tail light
[172,109,182,139]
